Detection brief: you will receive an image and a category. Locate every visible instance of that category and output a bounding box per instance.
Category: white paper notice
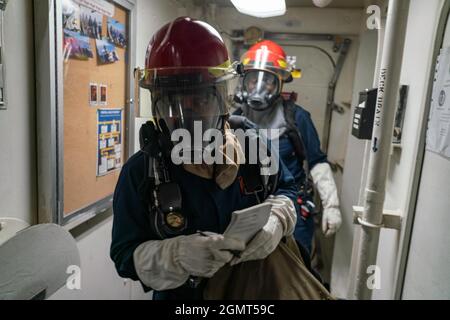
[99,157,107,175]
[223,202,272,245]
[427,47,450,159]
[73,0,115,17]
[107,158,115,170]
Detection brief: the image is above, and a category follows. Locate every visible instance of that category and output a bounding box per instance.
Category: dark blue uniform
[110,147,297,300]
[234,104,328,254]
[278,106,328,254]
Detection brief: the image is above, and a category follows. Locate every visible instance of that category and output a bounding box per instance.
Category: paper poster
[426,46,450,159]
[63,29,94,60]
[100,84,107,106]
[90,83,98,106]
[63,0,81,32]
[96,39,119,64]
[107,17,127,48]
[97,109,122,176]
[80,6,103,39]
[73,0,115,17]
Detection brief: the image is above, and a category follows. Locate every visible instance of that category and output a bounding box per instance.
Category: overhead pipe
[352,0,410,300]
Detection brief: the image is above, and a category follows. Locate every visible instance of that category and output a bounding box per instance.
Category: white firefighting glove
[230,195,296,265]
[133,233,245,291]
[311,162,342,237]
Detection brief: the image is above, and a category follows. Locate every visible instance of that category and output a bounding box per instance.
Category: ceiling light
[230,0,286,18]
[312,0,333,8]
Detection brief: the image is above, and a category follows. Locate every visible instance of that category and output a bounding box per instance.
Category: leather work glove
[310,162,342,237]
[133,233,245,291]
[230,195,296,265]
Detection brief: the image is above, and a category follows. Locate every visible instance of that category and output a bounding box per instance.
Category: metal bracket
[393,85,409,144]
[332,36,344,52]
[332,102,348,114]
[332,104,344,114]
[352,206,402,230]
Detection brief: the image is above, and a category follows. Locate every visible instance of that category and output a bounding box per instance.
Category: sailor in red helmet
[233,40,342,255]
[110,18,298,300]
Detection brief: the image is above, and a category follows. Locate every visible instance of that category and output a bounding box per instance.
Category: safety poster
[97,109,122,176]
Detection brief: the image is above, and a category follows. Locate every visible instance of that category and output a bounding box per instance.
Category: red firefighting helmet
[241,40,292,81]
[239,40,295,110]
[140,17,237,135]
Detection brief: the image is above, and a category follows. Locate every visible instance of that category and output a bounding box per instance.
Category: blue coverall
[235,104,328,254]
[110,145,297,300]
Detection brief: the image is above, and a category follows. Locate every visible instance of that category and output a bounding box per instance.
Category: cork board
[62,2,128,216]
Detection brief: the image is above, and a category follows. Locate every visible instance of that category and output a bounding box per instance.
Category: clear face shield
[152,85,227,136]
[240,46,291,111]
[139,66,237,156]
[242,70,281,110]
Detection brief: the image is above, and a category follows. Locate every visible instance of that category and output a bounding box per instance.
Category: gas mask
[241,70,281,111]
[153,86,226,137]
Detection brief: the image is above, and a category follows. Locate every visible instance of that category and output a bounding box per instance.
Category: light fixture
[230,0,286,18]
[312,0,333,8]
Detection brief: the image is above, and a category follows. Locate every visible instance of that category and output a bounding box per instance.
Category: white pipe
[357,10,386,207]
[352,0,410,300]
[348,8,387,299]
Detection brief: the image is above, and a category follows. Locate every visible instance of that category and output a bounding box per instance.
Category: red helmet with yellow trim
[242,40,291,80]
[140,17,237,136]
[239,40,292,110]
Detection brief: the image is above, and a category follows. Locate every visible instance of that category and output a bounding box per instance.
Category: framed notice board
[35,0,137,229]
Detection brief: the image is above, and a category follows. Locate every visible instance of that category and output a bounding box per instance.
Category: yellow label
[291,69,302,79]
[278,59,288,69]
[209,59,232,77]
[243,58,251,66]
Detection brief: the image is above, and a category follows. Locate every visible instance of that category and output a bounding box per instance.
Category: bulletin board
[63,1,128,217]
[35,0,137,228]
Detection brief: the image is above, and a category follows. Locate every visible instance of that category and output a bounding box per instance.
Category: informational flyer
[73,0,115,17]
[97,109,122,176]
[426,46,450,159]
[62,0,81,32]
[90,83,98,106]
